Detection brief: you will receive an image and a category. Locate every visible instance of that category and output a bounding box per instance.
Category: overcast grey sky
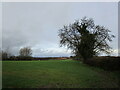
[2,2,118,57]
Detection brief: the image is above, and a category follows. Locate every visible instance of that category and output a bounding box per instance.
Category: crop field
[2,60,120,88]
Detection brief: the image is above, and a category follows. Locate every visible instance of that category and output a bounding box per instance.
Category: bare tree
[19,47,32,57]
[2,47,12,60]
[2,51,8,59]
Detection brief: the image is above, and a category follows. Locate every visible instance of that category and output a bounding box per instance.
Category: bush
[85,56,120,71]
[16,56,33,61]
[70,56,83,61]
[2,56,33,61]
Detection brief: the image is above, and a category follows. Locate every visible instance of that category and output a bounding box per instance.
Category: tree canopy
[58,17,115,61]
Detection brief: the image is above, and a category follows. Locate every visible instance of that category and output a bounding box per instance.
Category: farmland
[2,59,120,88]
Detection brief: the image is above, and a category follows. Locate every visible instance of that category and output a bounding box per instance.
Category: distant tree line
[1,47,70,61]
[1,47,33,61]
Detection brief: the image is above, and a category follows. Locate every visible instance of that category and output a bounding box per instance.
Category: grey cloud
[2,2,72,56]
[33,47,72,57]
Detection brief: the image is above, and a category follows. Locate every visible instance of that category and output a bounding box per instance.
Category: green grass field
[2,60,120,88]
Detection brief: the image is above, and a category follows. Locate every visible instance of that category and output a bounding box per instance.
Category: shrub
[85,56,120,71]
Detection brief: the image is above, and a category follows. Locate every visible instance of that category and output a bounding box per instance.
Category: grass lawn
[2,60,120,88]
